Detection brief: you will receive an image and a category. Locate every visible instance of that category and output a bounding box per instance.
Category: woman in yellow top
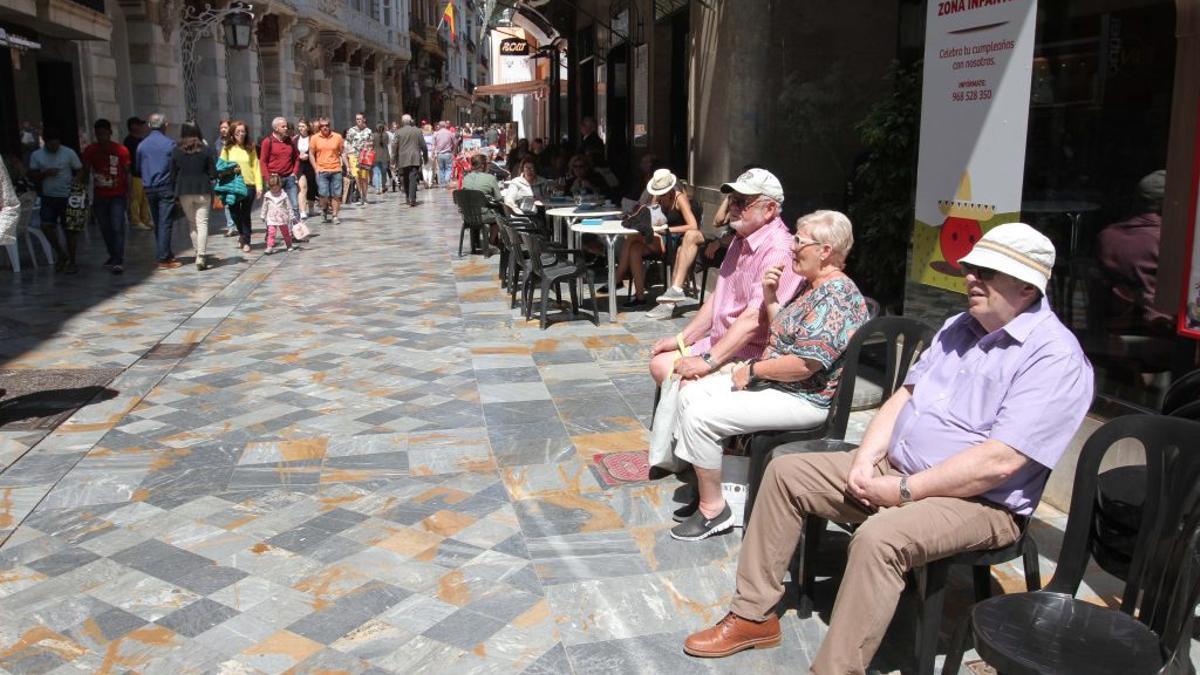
[220,120,260,252]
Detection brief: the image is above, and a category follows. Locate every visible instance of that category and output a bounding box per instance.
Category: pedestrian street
[0,188,1074,674]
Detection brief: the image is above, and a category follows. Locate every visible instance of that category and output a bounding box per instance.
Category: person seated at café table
[670,210,869,541]
[682,222,1094,675]
[650,165,763,315]
[611,168,700,308]
[503,159,549,213]
[562,153,609,200]
[461,153,503,256]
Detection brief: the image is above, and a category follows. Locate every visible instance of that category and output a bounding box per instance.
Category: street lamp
[180,2,256,122]
[222,10,254,49]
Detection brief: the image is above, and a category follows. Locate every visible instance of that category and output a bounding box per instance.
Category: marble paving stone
[154,597,240,637]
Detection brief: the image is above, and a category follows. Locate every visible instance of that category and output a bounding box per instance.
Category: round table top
[571,220,637,236]
[1021,200,1100,214]
[546,207,623,218]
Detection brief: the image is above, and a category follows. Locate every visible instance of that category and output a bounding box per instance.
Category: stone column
[317,31,345,123]
[328,40,352,129]
[120,0,185,124]
[257,13,298,123]
[347,45,366,121]
[290,20,321,120]
[361,51,378,123]
[193,33,228,136]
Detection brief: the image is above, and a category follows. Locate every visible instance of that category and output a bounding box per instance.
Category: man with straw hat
[683,223,1094,675]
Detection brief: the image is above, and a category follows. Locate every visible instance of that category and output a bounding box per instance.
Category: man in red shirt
[259,116,301,223]
[82,118,131,274]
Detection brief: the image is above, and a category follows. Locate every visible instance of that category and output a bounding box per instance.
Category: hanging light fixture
[222,5,254,49]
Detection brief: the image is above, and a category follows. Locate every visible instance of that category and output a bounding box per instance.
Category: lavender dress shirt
[888,297,1094,516]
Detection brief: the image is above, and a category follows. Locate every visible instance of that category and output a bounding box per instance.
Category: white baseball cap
[721,168,784,205]
[957,222,1056,294]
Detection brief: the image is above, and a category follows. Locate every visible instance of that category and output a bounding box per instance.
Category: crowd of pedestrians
[0,113,505,275]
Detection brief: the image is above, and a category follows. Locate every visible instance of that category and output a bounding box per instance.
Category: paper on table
[580,218,605,225]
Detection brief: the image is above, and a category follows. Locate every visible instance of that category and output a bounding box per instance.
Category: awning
[473,80,549,97]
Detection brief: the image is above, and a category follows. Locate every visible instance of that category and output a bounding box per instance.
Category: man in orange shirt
[308,117,346,225]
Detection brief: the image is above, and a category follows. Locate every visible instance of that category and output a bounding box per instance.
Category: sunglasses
[729,195,763,210]
[960,262,998,281]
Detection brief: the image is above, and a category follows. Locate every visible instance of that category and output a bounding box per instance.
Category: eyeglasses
[729,195,764,210]
[793,236,825,250]
[960,262,998,281]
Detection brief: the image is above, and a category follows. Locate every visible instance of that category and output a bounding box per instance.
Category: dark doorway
[667,7,689,176]
[37,61,79,152]
[0,50,18,158]
[605,42,629,169]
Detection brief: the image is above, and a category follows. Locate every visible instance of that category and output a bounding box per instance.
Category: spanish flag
[442,2,456,41]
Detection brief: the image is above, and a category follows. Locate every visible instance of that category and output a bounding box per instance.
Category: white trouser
[674,371,829,470]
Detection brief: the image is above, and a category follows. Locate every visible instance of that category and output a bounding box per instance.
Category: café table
[1021,200,1100,254]
[546,205,624,246]
[572,219,667,323]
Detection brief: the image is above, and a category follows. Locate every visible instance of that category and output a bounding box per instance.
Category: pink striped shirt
[702,217,804,361]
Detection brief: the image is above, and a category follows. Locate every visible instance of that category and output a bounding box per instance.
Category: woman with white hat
[612,167,699,307]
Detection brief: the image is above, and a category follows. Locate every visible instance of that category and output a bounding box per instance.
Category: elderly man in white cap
[649,168,803,386]
[682,223,1095,675]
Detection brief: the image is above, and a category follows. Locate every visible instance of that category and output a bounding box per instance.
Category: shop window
[1019,1,1181,409]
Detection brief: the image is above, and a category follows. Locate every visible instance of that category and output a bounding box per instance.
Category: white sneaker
[657,286,687,304]
[265,247,275,255]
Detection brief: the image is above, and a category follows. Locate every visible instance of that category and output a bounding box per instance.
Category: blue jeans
[145,189,177,261]
[437,152,453,185]
[372,162,389,191]
[92,196,127,265]
[280,174,300,220]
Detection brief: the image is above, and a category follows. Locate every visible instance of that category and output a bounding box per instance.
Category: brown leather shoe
[683,612,781,658]
[157,260,183,269]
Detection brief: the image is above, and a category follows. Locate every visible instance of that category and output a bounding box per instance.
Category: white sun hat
[646,168,678,196]
[957,222,1056,294]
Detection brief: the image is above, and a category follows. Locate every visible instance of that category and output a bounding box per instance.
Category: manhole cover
[0,369,123,430]
[142,343,198,360]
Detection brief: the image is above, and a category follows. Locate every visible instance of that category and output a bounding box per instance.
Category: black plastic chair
[942,414,1200,675]
[454,189,489,257]
[518,231,599,329]
[743,316,933,525]
[1092,367,1200,580]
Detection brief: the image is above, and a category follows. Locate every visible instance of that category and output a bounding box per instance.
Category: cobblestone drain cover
[0,369,124,430]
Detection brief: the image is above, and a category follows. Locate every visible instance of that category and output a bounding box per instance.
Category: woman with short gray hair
[670,209,870,541]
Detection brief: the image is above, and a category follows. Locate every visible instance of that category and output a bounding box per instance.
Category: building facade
[1,0,420,153]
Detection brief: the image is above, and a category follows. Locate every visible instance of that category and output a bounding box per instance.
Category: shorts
[347,155,370,180]
[316,171,343,199]
[39,196,69,228]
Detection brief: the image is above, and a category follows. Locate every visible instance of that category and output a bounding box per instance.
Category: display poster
[911,0,1038,293]
[1178,101,1200,338]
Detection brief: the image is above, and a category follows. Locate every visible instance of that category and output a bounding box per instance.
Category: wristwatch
[899,476,913,503]
[700,352,717,370]
[747,359,760,385]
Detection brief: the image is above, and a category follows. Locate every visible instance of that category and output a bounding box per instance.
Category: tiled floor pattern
[0,189,1114,674]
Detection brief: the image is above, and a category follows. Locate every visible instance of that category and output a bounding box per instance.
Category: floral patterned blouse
[762,273,868,407]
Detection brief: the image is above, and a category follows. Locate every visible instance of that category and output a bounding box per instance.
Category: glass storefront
[905,0,1195,411]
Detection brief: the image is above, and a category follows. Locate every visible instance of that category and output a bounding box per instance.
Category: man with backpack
[259,117,301,224]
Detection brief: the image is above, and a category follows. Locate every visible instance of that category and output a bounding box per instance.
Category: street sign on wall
[910,0,1038,293]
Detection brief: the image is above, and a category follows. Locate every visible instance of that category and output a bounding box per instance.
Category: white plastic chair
[2,193,53,272]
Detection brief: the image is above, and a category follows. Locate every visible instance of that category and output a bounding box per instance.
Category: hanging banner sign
[493,33,534,85]
[1178,100,1200,338]
[910,0,1038,293]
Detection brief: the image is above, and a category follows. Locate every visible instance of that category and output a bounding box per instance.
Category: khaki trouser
[731,451,1020,675]
[129,177,150,226]
[178,194,210,256]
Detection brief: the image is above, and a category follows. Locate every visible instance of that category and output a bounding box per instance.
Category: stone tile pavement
[0,188,1118,674]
